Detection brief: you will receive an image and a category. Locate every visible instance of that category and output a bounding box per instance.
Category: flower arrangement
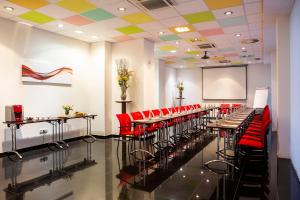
[62,105,73,116]
[116,59,133,100]
[177,82,184,98]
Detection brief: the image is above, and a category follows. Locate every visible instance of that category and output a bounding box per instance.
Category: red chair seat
[238,138,264,149]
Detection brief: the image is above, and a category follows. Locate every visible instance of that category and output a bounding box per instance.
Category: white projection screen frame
[202,65,247,100]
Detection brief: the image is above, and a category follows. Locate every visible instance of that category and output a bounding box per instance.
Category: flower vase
[121,87,127,101]
[64,110,70,116]
[179,90,183,98]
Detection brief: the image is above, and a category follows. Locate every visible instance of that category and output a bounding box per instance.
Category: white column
[276,15,291,158]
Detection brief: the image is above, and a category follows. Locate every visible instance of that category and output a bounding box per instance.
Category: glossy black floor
[0,133,299,200]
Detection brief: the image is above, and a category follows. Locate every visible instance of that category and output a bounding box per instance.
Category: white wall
[0,18,106,152]
[158,60,177,108]
[290,0,300,179]
[276,15,291,158]
[173,64,271,107]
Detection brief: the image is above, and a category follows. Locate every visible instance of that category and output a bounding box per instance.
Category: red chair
[131,111,158,133]
[142,110,153,119]
[152,109,161,117]
[161,108,170,115]
[116,113,144,137]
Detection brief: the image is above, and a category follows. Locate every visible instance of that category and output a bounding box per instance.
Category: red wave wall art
[22,65,73,81]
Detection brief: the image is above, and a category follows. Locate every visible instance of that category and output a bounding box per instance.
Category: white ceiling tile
[249,22,260,30]
[244,0,261,4]
[247,14,262,23]
[89,0,124,6]
[245,2,262,15]
[101,1,140,16]
[130,32,153,39]
[137,21,165,31]
[177,32,201,39]
[148,7,179,20]
[36,4,75,19]
[81,18,130,33]
[160,16,188,27]
[212,6,245,19]
[175,0,208,15]
[193,21,220,30]
[223,25,248,33]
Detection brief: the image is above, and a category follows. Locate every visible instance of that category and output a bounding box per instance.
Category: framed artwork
[21,60,73,85]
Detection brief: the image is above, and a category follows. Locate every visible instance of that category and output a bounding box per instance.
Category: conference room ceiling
[0,0,263,68]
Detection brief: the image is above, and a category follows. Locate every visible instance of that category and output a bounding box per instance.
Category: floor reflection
[0,135,275,200]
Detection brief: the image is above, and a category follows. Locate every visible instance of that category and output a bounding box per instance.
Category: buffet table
[3,114,97,160]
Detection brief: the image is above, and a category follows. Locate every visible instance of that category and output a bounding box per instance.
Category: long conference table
[204,108,255,169]
[131,106,219,152]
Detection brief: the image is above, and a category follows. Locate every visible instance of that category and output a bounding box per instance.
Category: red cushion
[238,138,264,149]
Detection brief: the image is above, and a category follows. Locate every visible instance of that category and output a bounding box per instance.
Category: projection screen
[202,66,247,100]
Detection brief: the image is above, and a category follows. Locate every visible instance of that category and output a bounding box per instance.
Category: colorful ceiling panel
[0,0,263,68]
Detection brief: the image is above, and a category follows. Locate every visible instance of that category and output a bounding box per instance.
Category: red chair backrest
[179,106,186,112]
[175,107,180,113]
[232,104,241,108]
[169,107,177,113]
[143,110,153,118]
[116,113,132,136]
[195,104,201,108]
[161,108,169,115]
[131,111,143,120]
[152,109,161,117]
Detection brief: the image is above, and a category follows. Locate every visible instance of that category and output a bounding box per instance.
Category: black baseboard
[0,134,118,158]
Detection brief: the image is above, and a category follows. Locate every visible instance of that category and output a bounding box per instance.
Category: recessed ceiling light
[187,48,191,51]
[235,33,241,37]
[4,6,14,12]
[174,26,190,33]
[117,7,126,11]
[196,194,200,198]
[175,41,179,45]
[92,35,98,39]
[241,47,246,50]
[75,30,83,34]
[170,50,176,53]
[159,31,164,35]
[58,24,64,29]
[206,179,210,183]
[224,11,233,15]
[182,175,186,178]
[18,21,33,27]
[196,54,200,57]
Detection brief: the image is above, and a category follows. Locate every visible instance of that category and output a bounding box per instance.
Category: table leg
[83,117,96,143]
[8,125,22,159]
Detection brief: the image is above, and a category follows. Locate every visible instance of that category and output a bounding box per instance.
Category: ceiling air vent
[131,0,177,10]
[197,43,216,49]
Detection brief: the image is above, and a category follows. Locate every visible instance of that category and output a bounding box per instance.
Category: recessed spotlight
[235,33,241,37]
[224,11,233,15]
[180,168,183,171]
[206,179,210,183]
[58,24,64,29]
[200,170,204,174]
[241,47,246,50]
[159,31,164,35]
[170,50,177,53]
[92,35,98,39]
[182,175,186,178]
[18,21,33,27]
[4,6,14,12]
[117,7,126,11]
[175,41,179,45]
[196,194,200,198]
[196,54,200,57]
[75,30,83,34]
[187,48,191,51]
[174,26,190,33]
